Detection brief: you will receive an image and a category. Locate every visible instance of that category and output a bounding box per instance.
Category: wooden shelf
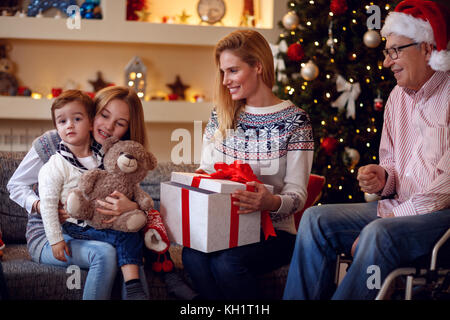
[1,0,280,46]
[0,96,212,123]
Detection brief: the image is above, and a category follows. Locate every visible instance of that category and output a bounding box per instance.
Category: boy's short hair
[51,90,95,127]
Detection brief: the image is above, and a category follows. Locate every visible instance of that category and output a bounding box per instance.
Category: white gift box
[160,172,273,253]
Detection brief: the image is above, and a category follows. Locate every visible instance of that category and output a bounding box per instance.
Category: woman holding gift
[182,29,314,299]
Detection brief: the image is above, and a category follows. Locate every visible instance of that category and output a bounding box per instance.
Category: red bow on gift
[199,160,277,240]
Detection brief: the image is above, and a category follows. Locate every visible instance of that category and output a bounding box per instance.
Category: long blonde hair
[94,86,149,150]
[213,30,275,138]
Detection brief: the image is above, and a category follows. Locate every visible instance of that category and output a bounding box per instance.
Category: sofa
[0,150,307,300]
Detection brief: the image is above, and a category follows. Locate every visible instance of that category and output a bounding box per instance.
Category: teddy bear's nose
[124,154,135,160]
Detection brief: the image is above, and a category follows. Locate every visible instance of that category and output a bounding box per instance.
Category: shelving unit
[0,0,280,46]
[0,96,212,123]
[0,0,287,158]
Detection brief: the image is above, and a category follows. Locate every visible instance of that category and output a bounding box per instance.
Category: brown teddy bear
[66,137,157,233]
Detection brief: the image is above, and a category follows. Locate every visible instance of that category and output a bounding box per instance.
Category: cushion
[294,174,326,229]
[0,151,29,244]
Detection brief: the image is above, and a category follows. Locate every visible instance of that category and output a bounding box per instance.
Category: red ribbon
[181,188,190,247]
[191,160,277,241]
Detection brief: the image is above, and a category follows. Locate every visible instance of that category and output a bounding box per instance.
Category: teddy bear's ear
[146,151,157,171]
[102,136,119,152]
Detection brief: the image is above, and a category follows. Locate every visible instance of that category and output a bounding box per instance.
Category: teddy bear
[66,137,156,233]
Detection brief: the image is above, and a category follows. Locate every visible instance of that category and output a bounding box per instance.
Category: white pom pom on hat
[381,0,450,72]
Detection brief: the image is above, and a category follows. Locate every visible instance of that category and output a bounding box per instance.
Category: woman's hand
[51,240,71,262]
[231,181,281,214]
[58,201,70,223]
[96,190,139,224]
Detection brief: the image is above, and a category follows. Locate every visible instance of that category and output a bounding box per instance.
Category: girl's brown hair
[213,30,275,139]
[94,86,149,150]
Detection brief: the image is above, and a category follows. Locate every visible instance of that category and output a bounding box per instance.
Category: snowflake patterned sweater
[198,100,314,235]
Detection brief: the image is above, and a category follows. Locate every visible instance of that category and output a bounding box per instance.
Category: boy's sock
[124,279,148,300]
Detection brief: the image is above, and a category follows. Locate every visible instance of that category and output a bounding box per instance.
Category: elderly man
[283,0,449,300]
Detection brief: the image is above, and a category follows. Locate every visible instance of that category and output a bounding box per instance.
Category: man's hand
[357,164,386,194]
[232,181,281,214]
[51,240,71,262]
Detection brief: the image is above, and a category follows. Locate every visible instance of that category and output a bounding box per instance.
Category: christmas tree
[273,0,400,204]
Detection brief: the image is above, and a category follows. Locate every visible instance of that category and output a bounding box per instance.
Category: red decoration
[287,43,305,62]
[126,0,146,21]
[168,93,179,101]
[374,97,383,111]
[330,0,348,16]
[51,88,62,97]
[321,137,338,155]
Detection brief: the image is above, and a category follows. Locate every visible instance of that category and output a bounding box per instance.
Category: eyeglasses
[382,43,418,60]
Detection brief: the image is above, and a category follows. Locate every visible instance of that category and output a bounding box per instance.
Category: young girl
[38,89,148,300]
[182,30,314,299]
[7,86,150,299]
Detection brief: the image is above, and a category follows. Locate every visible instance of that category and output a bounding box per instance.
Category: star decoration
[135,9,151,22]
[240,14,255,27]
[166,75,190,100]
[89,71,112,92]
[178,10,191,24]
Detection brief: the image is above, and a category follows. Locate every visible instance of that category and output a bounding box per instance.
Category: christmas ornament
[240,0,255,27]
[177,10,191,24]
[270,40,288,82]
[27,0,77,17]
[80,0,102,19]
[282,11,299,30]
[364,192,381,202]
[167,75,190,100]
[321,137,338,156]
[363,30,381,48]
[51,88,63,97]
[331,75,361,120]
[327,21,335,54]
[330,0,348,16]
[287,43,305,62]
[197,0,226,25]
[342,147,360,168]
[127,0,146,21]
[374,96,383,111]
[301,60,319,81]
[89,71,113,92]
[135,9,151,22]
[125,56,147,98]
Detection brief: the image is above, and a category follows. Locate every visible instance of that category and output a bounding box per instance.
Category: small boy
[38,90,148,300]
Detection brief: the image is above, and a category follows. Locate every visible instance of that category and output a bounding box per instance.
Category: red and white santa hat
[380,0,450,72]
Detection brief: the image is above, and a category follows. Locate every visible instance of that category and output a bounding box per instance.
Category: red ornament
[51,88,62,97]
[374,97,383,111]
[126,0,146,21]
[168,93,179,101]
[321,137,338,156]
[287,43,305,62]
[330,0,348,16]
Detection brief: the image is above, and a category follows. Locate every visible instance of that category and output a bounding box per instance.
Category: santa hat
[380,0,450,72]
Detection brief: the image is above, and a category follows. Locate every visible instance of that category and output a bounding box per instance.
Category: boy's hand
[51,240,71,262]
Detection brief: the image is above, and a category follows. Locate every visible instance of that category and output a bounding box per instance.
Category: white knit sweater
[38,152,97,245]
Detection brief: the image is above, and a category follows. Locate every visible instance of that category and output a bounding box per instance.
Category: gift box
[160,172,274,253]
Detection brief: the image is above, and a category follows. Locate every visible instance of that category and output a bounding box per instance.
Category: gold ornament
[363,30,381,48]
[282,11,299,30]
[301,60,319,81]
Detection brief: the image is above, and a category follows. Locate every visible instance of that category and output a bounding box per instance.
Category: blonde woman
[182,30,314,299]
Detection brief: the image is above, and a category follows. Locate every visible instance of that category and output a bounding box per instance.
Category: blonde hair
[51,90,95,127]
[213,30,275,138]
[94,86,149,150]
